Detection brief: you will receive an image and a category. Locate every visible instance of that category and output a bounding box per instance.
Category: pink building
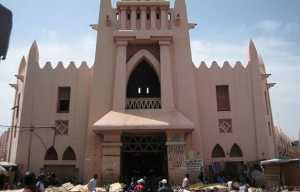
[273,127,300,159]
[7,0,279,184]
[0,131,8,161]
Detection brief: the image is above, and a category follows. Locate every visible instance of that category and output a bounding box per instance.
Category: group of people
[125,177,174,192]
[23,171,59,192]
[87,174,191,192]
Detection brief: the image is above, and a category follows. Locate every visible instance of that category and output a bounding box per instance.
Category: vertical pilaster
[166,131,186,184]
[120,7,127,30]
[160,40,175,110]
[150,7,157,30]
[130,7,137,30]
[113,41,128,110]
[102,133,122,183]
[160,7,168,30]
[140,6,147,30]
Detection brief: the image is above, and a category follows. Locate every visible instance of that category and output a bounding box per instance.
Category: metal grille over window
[55,120,69,135]
[218,119,232,133]
[126,60,161,110]
[216,85,231,111]
[126,98,161,109]
[122,135,166,153]
[57,87,71,113]
[167,145,185,168]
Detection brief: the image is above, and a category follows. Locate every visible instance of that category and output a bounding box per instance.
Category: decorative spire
[99,0,114,26]
[174,0,188,24]
[28,40,39,65]
[18,56,27,75]
[249,39,259,62]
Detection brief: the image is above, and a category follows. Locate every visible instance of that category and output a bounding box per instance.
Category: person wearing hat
[134,179,145,192]
[158,179,173,192]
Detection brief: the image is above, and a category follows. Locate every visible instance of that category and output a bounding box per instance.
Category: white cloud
[39,35,96,67]
[255,20,300,34]
[191,40,247,67]
[255,20,282,34]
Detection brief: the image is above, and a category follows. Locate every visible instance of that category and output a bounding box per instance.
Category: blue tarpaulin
[0,4,13,60]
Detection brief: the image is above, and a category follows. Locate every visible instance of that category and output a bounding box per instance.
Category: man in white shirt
[87,174,98,192]
[182,174,190,190]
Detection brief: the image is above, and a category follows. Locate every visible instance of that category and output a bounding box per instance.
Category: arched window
[127,60,161,98]
[212,144,226,158]
[62,146,76,160]
[45,146,58,160]
[230,144,243,157]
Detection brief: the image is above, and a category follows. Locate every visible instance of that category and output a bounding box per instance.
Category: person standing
[134,179,145,192]
[87,174,98,192]
[158,179,173,192]
[36,174,45,192]
[23,172,36,192]
[181,174,190,190]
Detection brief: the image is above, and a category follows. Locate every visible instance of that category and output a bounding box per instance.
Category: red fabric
[134,184,144,192]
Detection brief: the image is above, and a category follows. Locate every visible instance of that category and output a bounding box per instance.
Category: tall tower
[84,0,201,183]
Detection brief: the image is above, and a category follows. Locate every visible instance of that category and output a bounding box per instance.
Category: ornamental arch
[62,146,76,160]
[44,146,58,160]
[211,144,226,158]
[229,143,243,157]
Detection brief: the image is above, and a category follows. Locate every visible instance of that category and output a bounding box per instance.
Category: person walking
[87,174,98,192]
[181,174,190,190]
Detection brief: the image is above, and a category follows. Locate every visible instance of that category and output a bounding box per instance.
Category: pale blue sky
[1,0,300,139]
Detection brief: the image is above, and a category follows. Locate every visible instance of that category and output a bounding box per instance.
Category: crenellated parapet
[15,41,93,77]
[13,41,94,98]
[193,60,247,73]
[193,40,274,80]
[40,61,92,72]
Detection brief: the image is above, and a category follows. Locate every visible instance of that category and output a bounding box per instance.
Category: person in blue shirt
[87,174,98,192]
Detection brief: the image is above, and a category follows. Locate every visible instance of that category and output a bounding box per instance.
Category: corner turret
[18,56,27,75]
[249,39,259,63]
[174,0,188,27]
[28,41,39,65]
[99,0,115,28]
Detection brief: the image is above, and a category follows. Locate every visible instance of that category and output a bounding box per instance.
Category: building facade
[7,0,277,184]
[0,131,8,161]
[273,127,300,159]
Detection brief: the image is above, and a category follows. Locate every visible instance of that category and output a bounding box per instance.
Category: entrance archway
[121,133,168,184]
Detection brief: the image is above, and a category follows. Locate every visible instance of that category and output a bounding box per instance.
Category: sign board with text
[185,159,203,172]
